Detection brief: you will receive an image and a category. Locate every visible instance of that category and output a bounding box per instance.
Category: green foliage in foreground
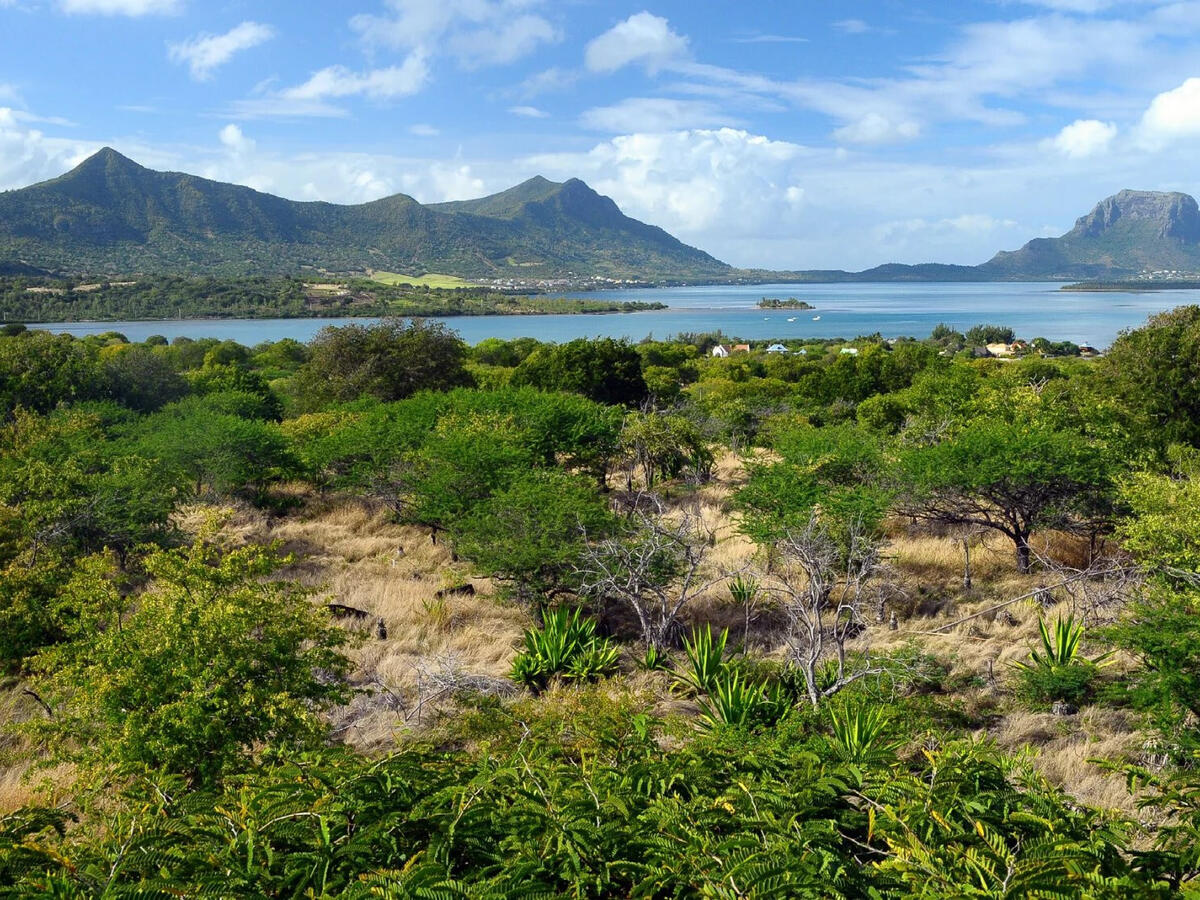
[0,691,1177,897]
[27,535,352,785]
[509,608,619,691]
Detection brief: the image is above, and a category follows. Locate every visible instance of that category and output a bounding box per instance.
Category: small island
[757,297,815,309]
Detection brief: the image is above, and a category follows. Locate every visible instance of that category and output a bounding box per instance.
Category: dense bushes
[4,312,1200,895]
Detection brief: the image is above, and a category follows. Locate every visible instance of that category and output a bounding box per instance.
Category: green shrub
[676,626,729,694]
[1012,616,1110,707]
[510,608,618,692]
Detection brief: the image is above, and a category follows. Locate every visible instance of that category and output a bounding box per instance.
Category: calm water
[29,282,1196,348]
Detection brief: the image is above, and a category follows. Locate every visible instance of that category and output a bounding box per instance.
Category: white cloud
[833,113,921,144]
[350,0,559,68]
[1045,118,1117,157]
[516,66,578,97]
[448,14,558,67]
[1139,77,1200,146]
[168,21,274,81]
[584,12,689,73]
[218,123,254,155]
[664,12,1180,144]
[525,128,807,240]
[509,105,549,118]
[0,108,101,190]
[226,98,348,119]
[281,53,430,102]
[832,19,869,34]
[409,123,439,136]
[580,98,735,133]
[59,0,179,14]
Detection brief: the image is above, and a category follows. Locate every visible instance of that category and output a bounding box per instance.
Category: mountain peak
[0,151,728,279]
[74,146,142,173]
[981,187,1200,278]
[1071,189,1200,242]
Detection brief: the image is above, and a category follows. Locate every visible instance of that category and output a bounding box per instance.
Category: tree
[619,410,713,489]
[97,344,189,413]
[511,337,648,406]
[1103,469,1200,755]
[736,424,889,549]
[577,497,724,649]
[384,413,534,540]
[1103,305,1200,447]
[965,324,1015,345]
[764,513,887,706]
[132,398,295,497]
[0,330,97,417]
[453,470,614,605]
[897,420,1110,573]
[1,407,181,561]
[291,318,473,409]
[30,535,351,784]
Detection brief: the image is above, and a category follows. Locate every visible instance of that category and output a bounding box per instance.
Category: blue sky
[4,0,1200,270]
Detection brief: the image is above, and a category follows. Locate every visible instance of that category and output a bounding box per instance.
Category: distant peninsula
[1061,278,1200,292]
[0,274,666,324]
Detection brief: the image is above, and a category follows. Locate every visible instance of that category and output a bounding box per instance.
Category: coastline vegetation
[1062,279,1200,291]
[2,309,1200,895]
[0,275,666,323]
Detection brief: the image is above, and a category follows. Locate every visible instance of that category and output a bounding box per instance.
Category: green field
[368,271,478,288]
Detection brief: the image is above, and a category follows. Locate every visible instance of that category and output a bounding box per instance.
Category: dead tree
[576,494,729,650]
[763,512,888,707]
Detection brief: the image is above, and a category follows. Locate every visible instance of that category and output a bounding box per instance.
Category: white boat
[812,315,821,321]
[787,317,797,322]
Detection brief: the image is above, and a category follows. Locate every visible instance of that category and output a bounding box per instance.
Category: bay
[28,281,1195,347]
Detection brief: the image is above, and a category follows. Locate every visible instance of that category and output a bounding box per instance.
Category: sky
[4,1,1200,271]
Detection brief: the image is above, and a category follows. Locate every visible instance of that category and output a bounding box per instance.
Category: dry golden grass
[170,461,1146,809]
[0,684,77,814]
[993,707,1143,813]
[214,494,530,750]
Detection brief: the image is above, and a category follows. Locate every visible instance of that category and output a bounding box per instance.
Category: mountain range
[0,149,728,281]
[1,149,1198,283]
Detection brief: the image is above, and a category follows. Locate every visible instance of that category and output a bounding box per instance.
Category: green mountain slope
[751,189,1200,283]
[979,189,1200,279]
[0,149,730,280]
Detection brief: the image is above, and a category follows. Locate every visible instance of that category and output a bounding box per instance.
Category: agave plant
[510,607,619,691]
[829,703,901,765]
[639,643,671,672]
[564,641,621,682]
[1012,615,1114,673]
[675,626,729,694]
[1011,614,1113,707]
[696,670,790,731]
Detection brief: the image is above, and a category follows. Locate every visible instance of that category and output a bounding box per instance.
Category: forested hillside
[0,149,729,280]
[2,313,1200,896]
[0,274,666,321]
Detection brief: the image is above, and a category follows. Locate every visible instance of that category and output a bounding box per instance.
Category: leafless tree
[762,512,889,706]
[1029,544,1141,625]
[576,494,729,650]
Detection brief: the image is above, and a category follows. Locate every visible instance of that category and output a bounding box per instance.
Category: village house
[732,343,752,353]
[711,344,729,358]
[766,343,788,353]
